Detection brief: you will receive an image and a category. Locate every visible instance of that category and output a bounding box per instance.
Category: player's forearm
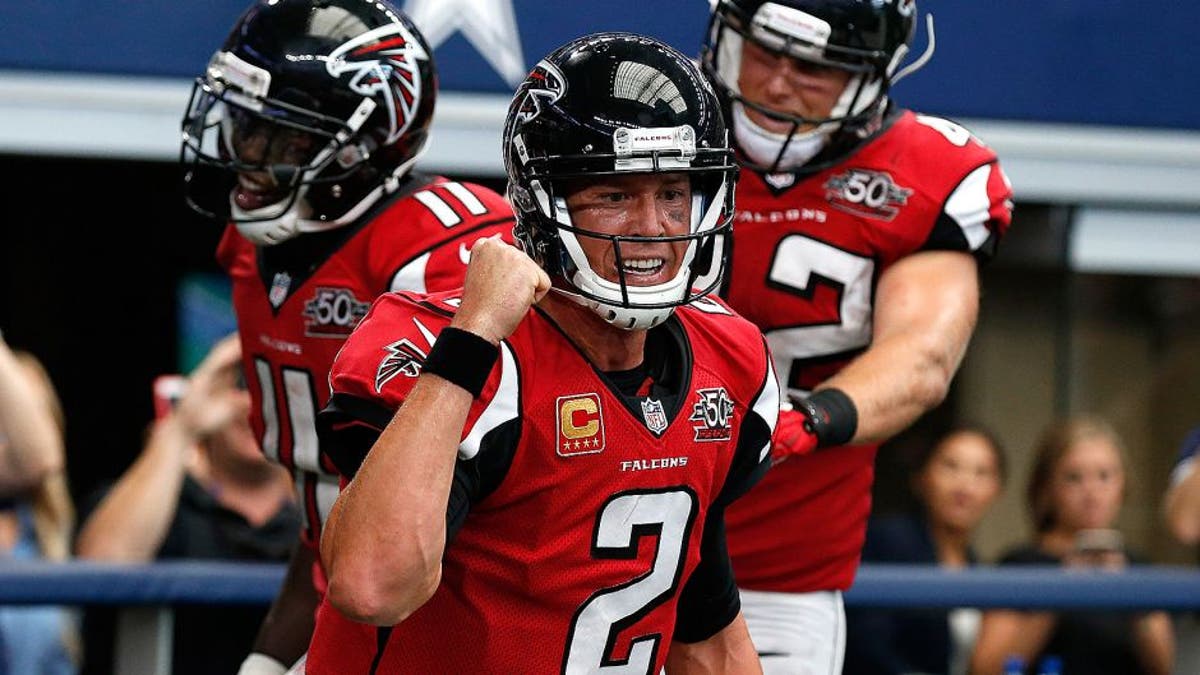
[324,373,471,625]
[826,251,978,444]
[249,541,318,666]
[823,327,962,443]
[665,613,762,675]
[1164,467,1200,544]
[0,344,63,495]
[75,418,190,560]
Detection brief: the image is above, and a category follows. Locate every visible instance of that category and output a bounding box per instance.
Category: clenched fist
[451,235,552,344]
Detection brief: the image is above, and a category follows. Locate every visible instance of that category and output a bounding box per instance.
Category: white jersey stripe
[752,356,781,462]
[315,473,340,526]
[255,358,279,463]
[945,164,995,251]
[389,251,431,293]
[443,181,488,216]
[284,368,320,472]
[415,190,462,227]
[459,342,518,460]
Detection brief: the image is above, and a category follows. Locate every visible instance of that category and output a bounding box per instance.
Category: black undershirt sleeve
[318,392,394,479]
[673,504,740,643]
[443,418,521,542]
[318,393,521,544]
[672,404,773,643]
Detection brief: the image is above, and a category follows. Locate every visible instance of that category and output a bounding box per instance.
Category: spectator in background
[1162,426,1200,675]
[0,333,80,674]
[75,334,298,675]
[1164,425,1200,546]
[844,424,1006,675]
[971,416,1174,675]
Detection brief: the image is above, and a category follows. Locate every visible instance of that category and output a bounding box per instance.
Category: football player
[700,1,1014,672]
[307,33,778,673]
[179,2,515,673]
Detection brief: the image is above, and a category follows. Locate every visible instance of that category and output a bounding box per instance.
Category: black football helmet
[702,0,923,173]
[504,32,737,330]
[180,0,436,245]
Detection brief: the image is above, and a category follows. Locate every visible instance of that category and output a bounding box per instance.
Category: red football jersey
[305,291,778,674]
[216,176,514,546]
[722,110,1014,593]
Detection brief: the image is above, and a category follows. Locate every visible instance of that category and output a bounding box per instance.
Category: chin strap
[732,103,830,170]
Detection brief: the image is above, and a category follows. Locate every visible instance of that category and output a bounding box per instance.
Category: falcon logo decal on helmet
[514,60,567,124]
[180,0,438,246]
[328,23,429,146]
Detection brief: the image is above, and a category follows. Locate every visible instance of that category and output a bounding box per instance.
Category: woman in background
[0,333,79,674]
[971,415,1174,675]
[844,424,1006,675]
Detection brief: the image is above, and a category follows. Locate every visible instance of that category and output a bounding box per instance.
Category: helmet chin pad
[553,286,678,331]
[231,189,349,246]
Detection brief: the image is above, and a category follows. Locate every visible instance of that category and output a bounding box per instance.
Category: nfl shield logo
[640,398,669,436]
[268,272,292,309]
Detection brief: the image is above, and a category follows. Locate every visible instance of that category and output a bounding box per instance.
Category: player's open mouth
[234,176,286,211]
[618,257,668,283]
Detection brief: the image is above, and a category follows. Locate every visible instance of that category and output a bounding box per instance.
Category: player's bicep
[873,250,979,348]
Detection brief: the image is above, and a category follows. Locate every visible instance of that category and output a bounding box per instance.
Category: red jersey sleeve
[908,115,1014,263]
[365,179,516,294]
[319,290,513,478]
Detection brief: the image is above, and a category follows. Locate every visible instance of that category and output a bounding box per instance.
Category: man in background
[178,1,514,672]
[701,1,1014,671]
[77,334,298,675]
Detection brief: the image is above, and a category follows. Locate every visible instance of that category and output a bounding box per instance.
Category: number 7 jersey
[721,110,1014,593]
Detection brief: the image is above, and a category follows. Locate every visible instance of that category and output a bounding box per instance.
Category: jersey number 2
[562,488,698,674]
[766,234,875,396]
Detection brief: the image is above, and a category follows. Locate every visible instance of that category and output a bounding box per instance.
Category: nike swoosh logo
[458,242,471,265]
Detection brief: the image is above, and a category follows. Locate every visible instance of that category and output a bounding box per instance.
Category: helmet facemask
[514,141,733,330]
[181,51,380,245]
[179,2,437,246]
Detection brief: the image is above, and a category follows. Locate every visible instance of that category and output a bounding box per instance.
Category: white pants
[740,589,845,675]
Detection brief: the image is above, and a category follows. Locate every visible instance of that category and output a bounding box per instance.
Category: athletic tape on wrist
[796,388,858,448]
[237,653,287,675]
[422,327,499,398]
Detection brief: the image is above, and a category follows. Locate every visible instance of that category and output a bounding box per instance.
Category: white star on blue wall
[404,0,527,88]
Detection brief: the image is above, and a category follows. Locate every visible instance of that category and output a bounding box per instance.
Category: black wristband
[422,327,499,398]
[795,388,858,448]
